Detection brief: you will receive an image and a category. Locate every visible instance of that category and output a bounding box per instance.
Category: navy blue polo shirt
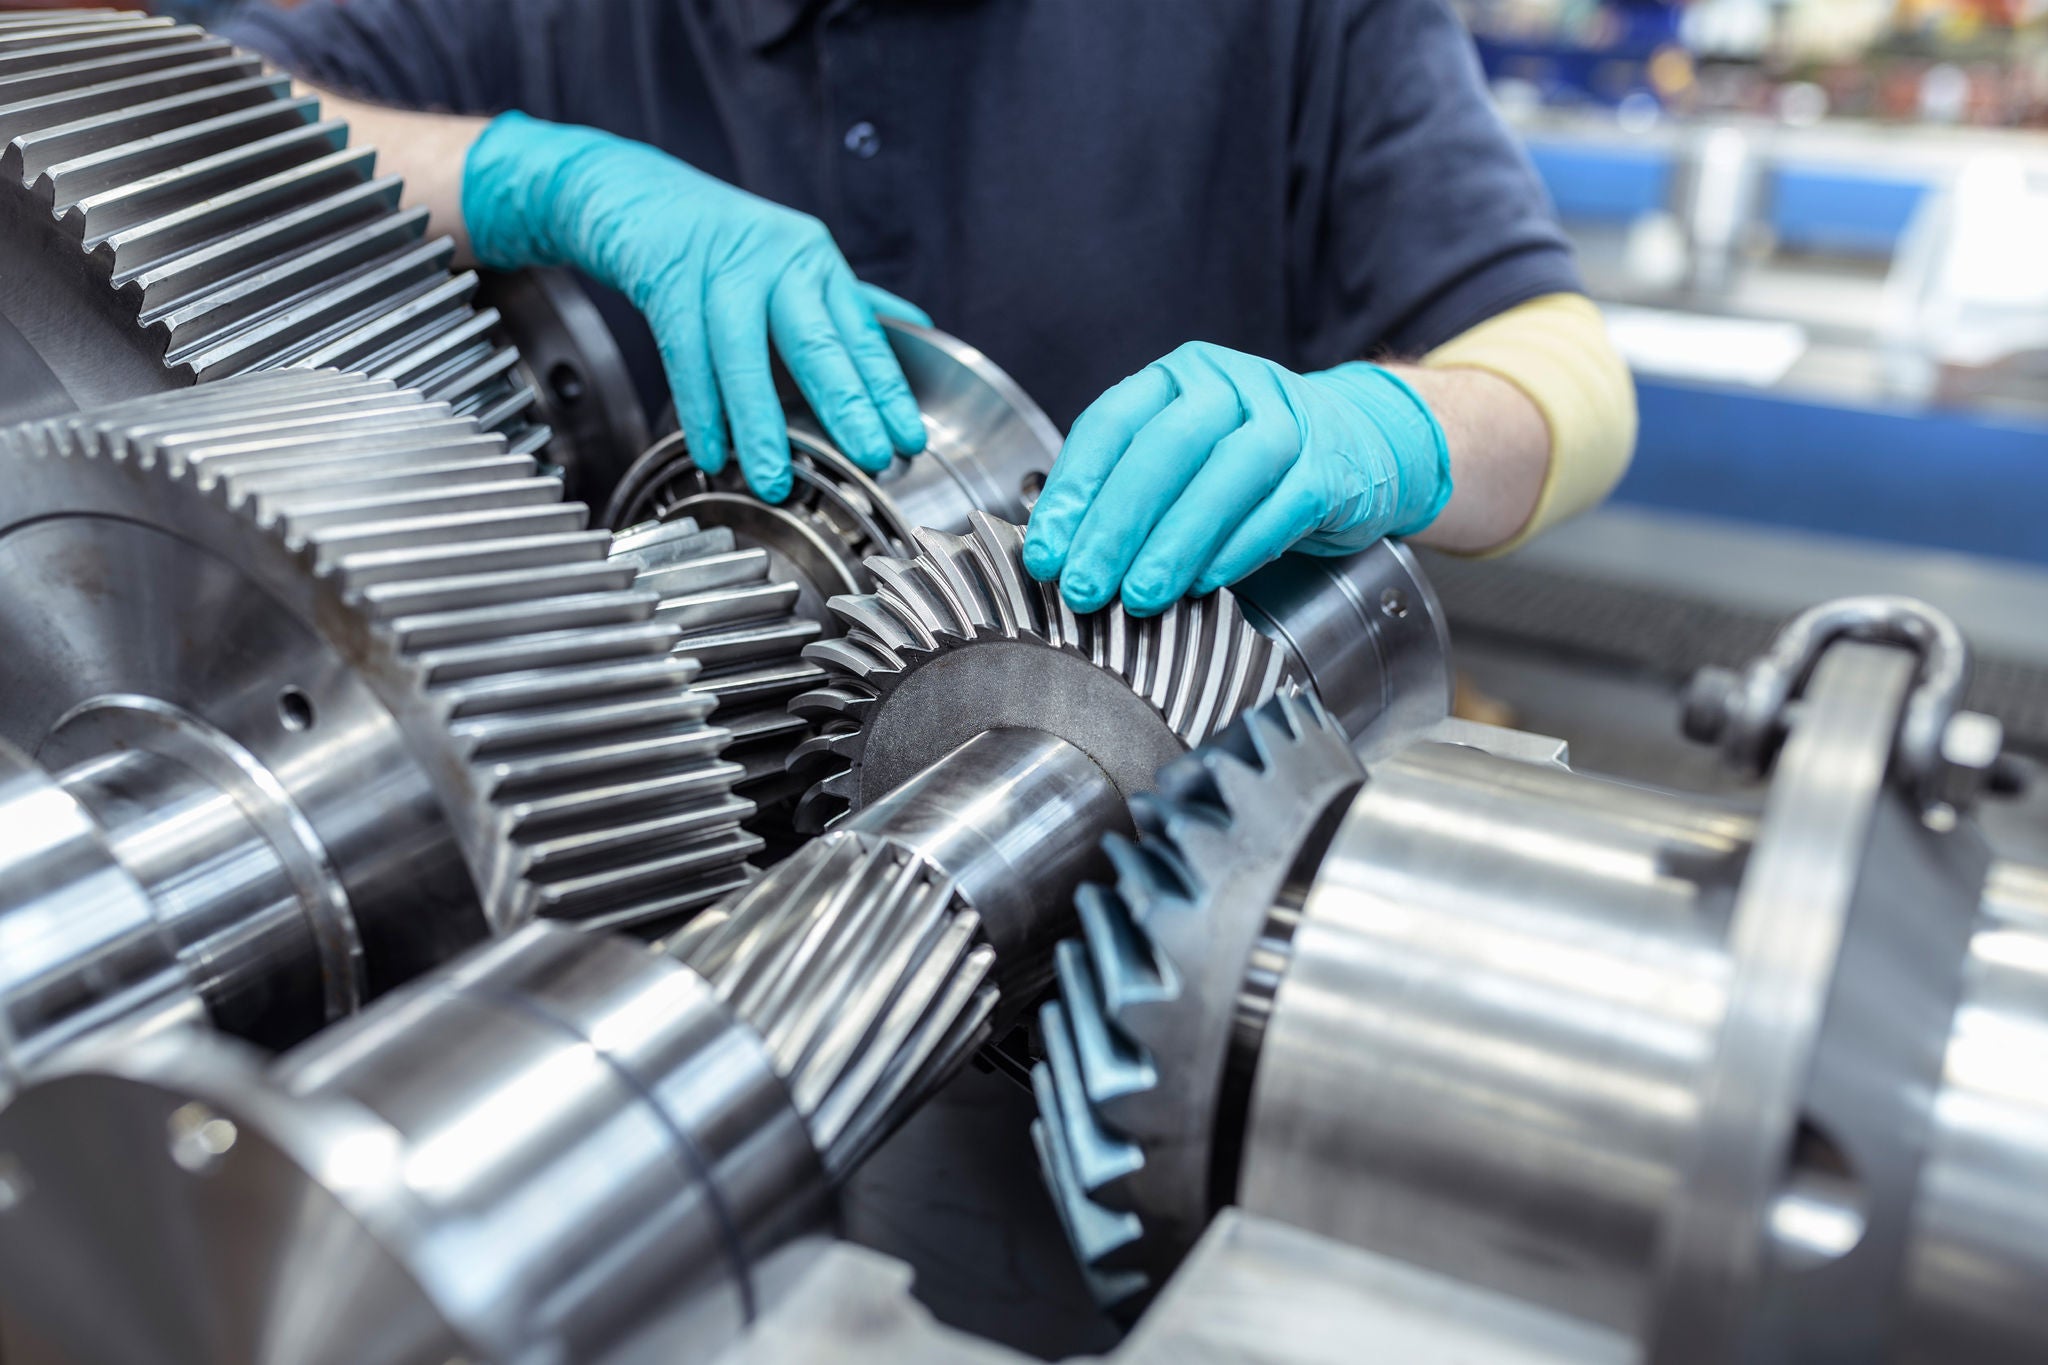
[223,0,1581,430]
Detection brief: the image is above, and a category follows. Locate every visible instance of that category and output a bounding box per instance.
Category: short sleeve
[219,0,524,114]
[1289,0,1582,366]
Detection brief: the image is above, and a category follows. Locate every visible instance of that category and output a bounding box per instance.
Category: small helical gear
[1031,692,1365,1309]
[0,9,534,440]
[0,370,758,932]
[665,828,999,1179]
[790,511,1304,830]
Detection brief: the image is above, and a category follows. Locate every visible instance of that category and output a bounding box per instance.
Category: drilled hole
[1379,588,1411,620]
[277,688,315,733]
[547,361,587,408]
[1767,1118,1866,1271]
[1020,469,1047,509]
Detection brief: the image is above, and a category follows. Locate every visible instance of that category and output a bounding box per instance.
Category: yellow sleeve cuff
[1421,292,1637,555]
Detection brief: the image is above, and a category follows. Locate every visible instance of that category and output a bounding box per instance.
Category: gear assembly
[1,13,2046,1365]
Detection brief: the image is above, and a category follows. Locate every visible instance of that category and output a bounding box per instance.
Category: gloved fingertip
[1120,571,1176,617]
[848,442,895,475]
[753,470,794,504]
[1061,573,1113,615]
[1021,532,1065,582]
[692,440,727,475]
[1121,592,1169,619]
[887,403,929,455]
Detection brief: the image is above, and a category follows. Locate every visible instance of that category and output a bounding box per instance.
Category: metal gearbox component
[1030,691,1364,1306]
[0,371,764,1101]
[603,322,1067,838]
[667,830,999,1179]
[1037,596,2048,1362]
[0,9,534,440]
[790,511,1306,831]
[0,835,1000,1364]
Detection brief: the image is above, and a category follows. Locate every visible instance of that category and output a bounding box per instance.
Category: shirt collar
[727,0,829,51]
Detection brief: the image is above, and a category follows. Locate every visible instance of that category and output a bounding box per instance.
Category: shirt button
[843,121,881,159]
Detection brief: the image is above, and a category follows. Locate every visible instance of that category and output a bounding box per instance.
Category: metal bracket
[1682,595,2001,812]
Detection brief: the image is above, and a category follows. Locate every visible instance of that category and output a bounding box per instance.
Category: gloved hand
[1021,342,1452,615]
[463,111,928,503]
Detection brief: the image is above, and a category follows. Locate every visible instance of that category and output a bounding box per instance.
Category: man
[221,0,1634,615]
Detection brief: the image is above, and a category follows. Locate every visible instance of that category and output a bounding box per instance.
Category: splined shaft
[667,831,999,1177]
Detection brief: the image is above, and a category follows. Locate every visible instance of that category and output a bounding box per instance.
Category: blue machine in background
[1519,130,2048,568]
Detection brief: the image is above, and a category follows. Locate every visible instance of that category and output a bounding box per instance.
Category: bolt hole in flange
[166,1102,238,1176]
[1380,587,1411,620]
[277,687,316,733]
[547,360,587,409]
[1767,1118,1867,1272]
[1019,469,1046,509]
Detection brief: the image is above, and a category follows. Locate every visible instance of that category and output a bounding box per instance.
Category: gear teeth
[794,514,1308,829]
[1033,691,1366,1307]
[2,11,536,443]
[608,516,828,854]
[0,371,751,934]
[670,830,997,1177]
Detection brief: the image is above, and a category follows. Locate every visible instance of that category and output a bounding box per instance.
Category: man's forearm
[1391,363,1549,554]
[309,84,488,259]
[1404,293,1639,556]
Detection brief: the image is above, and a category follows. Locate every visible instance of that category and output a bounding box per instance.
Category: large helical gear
[0,370,757,939]
[790,511,1304,830]
[0,9,534,441]
[1031,692,1365,1309]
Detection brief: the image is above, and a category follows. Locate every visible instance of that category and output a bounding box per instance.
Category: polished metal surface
[1897,860,2048,1361]
[1233,542,1453,756]
[669,832,998,1179]
[0,9,535,442]
[0,373,760,1108]
[1032,693,1368,1306]
[1242,740,1753,1335]
[791,511,1302,830]
[600,320,1065,839]
[843,728,1124,997]
[0,735,196,1108]
[0,923,834,1365]
[1649,641,1985,1363]
[610,515,826,854]
[603,319,1056,561]
[1024,598,2048,1362]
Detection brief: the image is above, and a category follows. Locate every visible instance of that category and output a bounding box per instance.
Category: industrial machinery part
[608,516,823,828]
[602,322,1067,831]
[1031,691,1366,1305]
[0,501,1452,1360]
[0,8,535,441]
[476,266,649,503]
[603,320,1060,627]
[1039,595,2048,1362]
[0,735,1121,1363]
[790,512,1450,832]
[0,371,767,1105]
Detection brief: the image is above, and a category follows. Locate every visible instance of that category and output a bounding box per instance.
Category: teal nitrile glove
[463,111,929,503]
[1021,342,1452,616]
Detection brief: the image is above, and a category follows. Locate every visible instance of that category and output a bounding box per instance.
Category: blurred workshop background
[39,0,2048,841]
